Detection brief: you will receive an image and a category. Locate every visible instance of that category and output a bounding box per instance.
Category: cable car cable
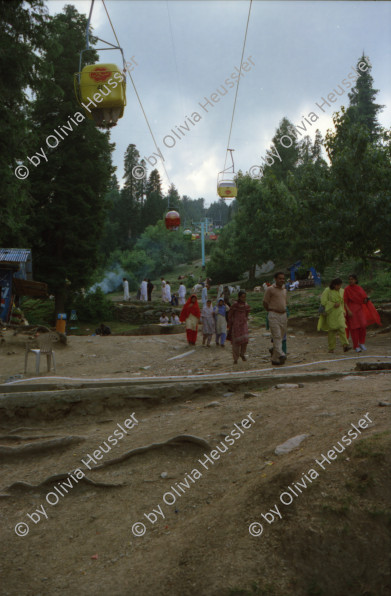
[222,0,253,173]
[101,0,172,186]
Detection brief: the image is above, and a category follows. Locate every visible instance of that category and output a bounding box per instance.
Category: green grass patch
[351,432,390,461]
[20,297,55,326]
[323,258,391,303]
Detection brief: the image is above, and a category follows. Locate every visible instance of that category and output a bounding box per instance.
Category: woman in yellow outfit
[317,278,352,353]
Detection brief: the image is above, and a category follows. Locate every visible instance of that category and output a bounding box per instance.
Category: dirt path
[2,323,391,385]
[0,325,390,595]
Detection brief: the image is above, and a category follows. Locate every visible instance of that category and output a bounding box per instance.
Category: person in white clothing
[164,281,171,303]
[140,278,148,301]
[161,277,167,302]
[201,284,209,307]
[289,280,300,291]
[178,283,186,305]
[160,313,169,324]
[216,283,224,301]
[123,278,129,301]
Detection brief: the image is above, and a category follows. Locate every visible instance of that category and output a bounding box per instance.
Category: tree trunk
[54,290,66,320]
[249,264,257,281]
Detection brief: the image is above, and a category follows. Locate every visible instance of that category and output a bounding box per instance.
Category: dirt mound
[0,369,390,595]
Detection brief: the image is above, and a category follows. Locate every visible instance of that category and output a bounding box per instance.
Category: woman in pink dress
[344,274,381,352]
[227,290,251,364]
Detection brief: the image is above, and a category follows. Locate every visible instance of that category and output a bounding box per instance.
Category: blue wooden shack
[0,248,47,322]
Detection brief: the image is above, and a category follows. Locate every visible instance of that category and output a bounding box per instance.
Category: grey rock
[205,401,221,408]
[275,434,309,455]
[378,401,391,407]
[342,376,362,381]
[167,350,195,361]
[243,392,257,398]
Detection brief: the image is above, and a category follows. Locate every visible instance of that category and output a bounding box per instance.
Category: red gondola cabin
[165,211,181,231]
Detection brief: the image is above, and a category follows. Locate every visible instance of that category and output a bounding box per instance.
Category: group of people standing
[261,270,381,362]
[160,278,187,306]
[124,271,380,363]
[122,278,154,302]
[122,277,186,305]
[318,274,381,353]
[179,291,251,364]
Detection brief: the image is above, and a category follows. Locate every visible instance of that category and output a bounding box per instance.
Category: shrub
[71,287,114,321]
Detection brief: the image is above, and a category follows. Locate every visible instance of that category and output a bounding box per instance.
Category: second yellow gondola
[217,148,237,199]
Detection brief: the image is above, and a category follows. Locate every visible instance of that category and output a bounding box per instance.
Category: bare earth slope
[0,325,390,596]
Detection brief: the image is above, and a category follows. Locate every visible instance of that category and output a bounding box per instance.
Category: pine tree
[263,117,300,183]
[347,55,384,140]
[0,0,47,245]
[325,55,391,261]
[99,174,122,260]
[206,199,230,227]
[117,143,144,245]
[311,129,324,163]
[28,5,114,314]
[166,183,181,211]
[142,169,166,227]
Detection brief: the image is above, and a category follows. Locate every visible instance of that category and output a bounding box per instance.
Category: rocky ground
[0,322,390,595]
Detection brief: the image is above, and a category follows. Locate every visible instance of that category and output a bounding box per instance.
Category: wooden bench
[298,279,315,289]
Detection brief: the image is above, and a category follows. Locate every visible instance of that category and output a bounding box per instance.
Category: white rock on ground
[275,434,310,455]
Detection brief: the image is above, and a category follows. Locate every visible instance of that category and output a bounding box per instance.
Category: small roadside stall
[0,248,48,323]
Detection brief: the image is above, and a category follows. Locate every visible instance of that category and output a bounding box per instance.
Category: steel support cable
[223,0,253,173]
[101,0,172,187]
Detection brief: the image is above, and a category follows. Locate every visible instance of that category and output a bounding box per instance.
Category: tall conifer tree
[28,5,114,314]
[325,55,391,261]
[0,0,47,245]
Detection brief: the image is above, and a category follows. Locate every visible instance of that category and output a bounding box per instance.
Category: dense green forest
[1,0,230,312]
[2,1,390,316]
[207,57,391,282]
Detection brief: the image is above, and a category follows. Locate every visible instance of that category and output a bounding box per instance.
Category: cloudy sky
[47,0,391,205]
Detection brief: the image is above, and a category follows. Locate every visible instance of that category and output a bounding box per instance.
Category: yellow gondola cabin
[217,180,238,199]
[75,63,126,128]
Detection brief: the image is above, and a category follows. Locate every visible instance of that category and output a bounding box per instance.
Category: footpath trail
[2,323,391,386]
[0,323,390,596]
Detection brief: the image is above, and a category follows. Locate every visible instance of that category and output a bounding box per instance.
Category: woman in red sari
[179,294,201,345]
[227,290,251,364]
[344,274,381,352]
